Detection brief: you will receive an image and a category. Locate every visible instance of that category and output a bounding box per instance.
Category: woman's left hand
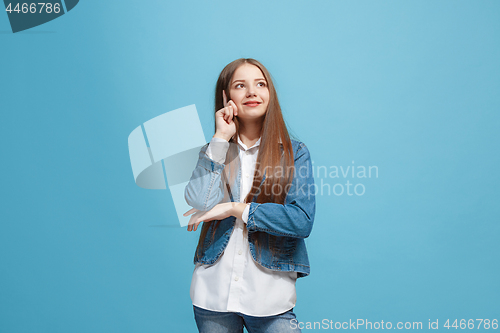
[184,203,235,232]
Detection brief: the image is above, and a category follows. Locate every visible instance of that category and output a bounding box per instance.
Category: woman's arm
[184,137,230,211]
[245,143,316,239]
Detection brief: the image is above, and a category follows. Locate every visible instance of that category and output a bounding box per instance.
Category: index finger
[223,90,227,107]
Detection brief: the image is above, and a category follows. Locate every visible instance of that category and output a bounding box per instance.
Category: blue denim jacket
[184,139,315,278]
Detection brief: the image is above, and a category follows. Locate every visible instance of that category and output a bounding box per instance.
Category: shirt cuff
[206,137,230,164]
[241,203,250,224]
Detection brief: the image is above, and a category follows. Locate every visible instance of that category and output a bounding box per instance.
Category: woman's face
[228,64,270,122]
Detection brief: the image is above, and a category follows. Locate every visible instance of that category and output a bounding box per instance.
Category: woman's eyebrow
[231,78,266,84]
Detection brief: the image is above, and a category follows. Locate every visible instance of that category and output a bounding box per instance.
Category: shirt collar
[237,135,261,151]
[236,135,282,151]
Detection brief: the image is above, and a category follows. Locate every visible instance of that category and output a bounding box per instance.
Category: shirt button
[238,249,243,255]
[245,151,250,155]
[245,173,249,178]
[234,276,239,281]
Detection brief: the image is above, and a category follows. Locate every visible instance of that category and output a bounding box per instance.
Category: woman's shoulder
[290,138,308,151]
[288,138,311,162]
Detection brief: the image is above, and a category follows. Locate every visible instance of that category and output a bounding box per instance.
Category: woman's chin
[238,113,266,122]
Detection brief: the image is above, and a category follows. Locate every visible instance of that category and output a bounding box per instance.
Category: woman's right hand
[214,90,238,141]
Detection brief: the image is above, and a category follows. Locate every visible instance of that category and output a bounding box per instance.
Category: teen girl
[184,58,315,333]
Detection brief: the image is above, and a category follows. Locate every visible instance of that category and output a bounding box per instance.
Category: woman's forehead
[232,64,266,82]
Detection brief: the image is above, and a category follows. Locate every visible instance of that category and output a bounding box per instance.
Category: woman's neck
[238,120,263,148]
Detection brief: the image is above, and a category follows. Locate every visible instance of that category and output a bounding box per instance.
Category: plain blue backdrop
[1,1,499,332]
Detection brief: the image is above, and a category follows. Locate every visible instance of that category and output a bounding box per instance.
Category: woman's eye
[258,82,267,87]
[236,84,244,88]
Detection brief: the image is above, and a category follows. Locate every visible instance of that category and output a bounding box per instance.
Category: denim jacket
[184,138,315,278]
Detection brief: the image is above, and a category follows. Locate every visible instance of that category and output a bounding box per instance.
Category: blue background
[1,1,499,332]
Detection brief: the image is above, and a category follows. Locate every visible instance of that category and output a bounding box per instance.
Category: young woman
[184,58,315,333]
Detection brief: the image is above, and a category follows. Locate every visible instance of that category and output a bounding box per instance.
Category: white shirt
[190,135,297,317]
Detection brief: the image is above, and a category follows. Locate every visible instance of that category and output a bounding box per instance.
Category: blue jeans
[193,305,302,333]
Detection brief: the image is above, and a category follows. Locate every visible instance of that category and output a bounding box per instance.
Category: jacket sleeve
[245,143,316,239]
[184,138,230,211]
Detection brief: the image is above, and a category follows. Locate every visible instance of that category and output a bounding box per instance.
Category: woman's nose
[246,88,256,97]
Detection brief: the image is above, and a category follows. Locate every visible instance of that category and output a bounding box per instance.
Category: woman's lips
[244,102,260,107]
